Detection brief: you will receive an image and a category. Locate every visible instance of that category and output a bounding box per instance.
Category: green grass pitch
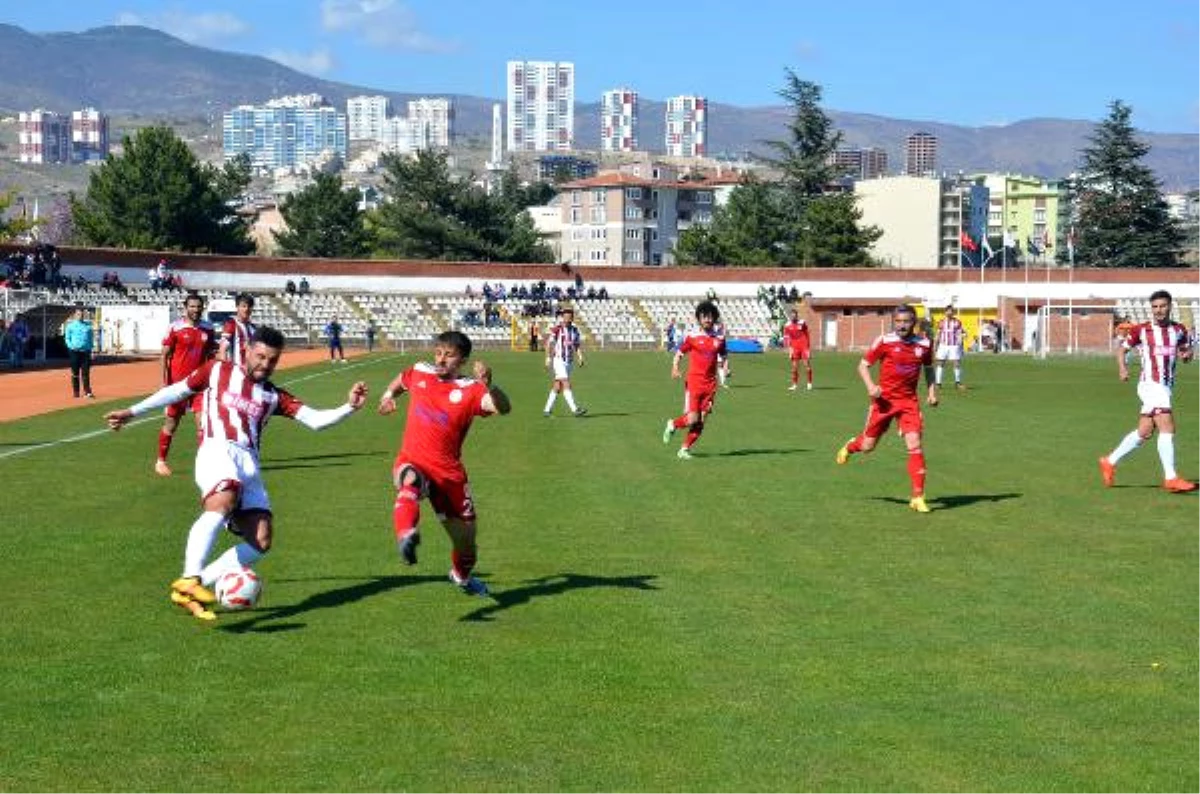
[0,349,1196,792]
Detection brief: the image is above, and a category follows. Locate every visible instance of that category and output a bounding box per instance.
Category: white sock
[935,364,944,385]
[717,367,727,386]
[563,389,578,412]
[183,511,228,578]
[201,542,265,586]
[1156,433,1178,480]
[543,392,557,413]
[953,365,963,384]
[1108,430,1143,465]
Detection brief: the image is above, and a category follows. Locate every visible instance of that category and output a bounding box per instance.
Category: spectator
[64,306,96,398]
[324,316,345,362]
[365,321,377,353]
[285,279,297,295]
[8,316,30,367]
[597,286,609,300]
[574,272,584,293]
[298,277,310,295]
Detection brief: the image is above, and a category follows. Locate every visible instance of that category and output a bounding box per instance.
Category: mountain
[1,24,1196,190]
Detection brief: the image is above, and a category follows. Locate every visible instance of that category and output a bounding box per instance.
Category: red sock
[907,449,926,495]
[684,425,703,448]
[392,485,421,540]
[452,549,477,579]
[157,430,173,462]
[672,415,689,430]
[847,436,864,454]
[791,370,798,385]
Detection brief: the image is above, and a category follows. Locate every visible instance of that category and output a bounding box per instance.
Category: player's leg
[680,392,713,457]
[1151,409,1196,491]
[803,350,813,389]
[543,376,562,416]
[392,462,426,564]
[952,347,964,388]
[171,467,240,619]
[156,404,184,475]
[69,351,82,397]
[901,415,930,512]
[837,403,888,463]
[201,509,272,586]
[560,374,582,414]
[436,482,488,596]
[789,354,799,389]
[934,350,945,386]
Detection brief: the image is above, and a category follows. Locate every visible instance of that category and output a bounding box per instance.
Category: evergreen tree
[0,191,37,242]
[1073,100,1185,268]
[70,126,252,254]
[274,172,370,258]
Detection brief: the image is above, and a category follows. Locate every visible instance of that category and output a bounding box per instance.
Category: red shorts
[861,396,923,438]
[165,392,204,420]
[684,384,717,416]
[789,346,810,361]
[392,456,476,522]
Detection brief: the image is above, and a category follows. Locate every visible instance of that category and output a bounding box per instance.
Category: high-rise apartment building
[506,60,575,152]
[70,108,109,162]
[18,110,71,164]
[407,98,454,149]
[904,132,937,177]
[601,88,638,152]
[347,96,391,141]
[665,96,706,158]
[223,95,348,171]
[830,146,889,180]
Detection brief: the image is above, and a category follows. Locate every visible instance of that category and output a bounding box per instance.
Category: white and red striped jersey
[1124,321,1191,388]
[936,317,965,347]
[184,360,304,452]
[220,318,257,366]
[547,322,582,364]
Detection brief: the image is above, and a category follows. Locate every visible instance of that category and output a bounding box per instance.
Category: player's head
[433,330,472,377]
[245,325,285,382]
[1150,290,1173,324]
[695,300,720,327]
[944,305,955,317]
[892,304,918,336]
[790,309,799,322]
[235,293,255,318]
[557,306,574,323]
[183,292,205,322]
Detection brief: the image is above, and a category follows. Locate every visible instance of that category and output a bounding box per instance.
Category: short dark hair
[236,292,256,307]
[184,291,205,306]
[1150,289,1172,303]
[252,325,286,350]
[436,330,472,358]
[695,300,720,321]
[894,303,917,318]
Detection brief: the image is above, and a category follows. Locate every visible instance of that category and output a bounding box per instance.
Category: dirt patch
[0,347,347,422]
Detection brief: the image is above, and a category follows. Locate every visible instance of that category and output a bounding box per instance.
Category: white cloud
[114,8,250,44]
[320,0,457,53]
[267,47,336,76]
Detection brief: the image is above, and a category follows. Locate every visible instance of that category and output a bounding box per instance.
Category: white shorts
[1136,381,1173,415]
[551,357,574,381]
[936,344,962,361]
[194,441,270,512]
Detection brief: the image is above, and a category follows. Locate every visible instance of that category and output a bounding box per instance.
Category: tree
[801,192,883,267]
[1071,100,1185,268]
[274,173,370,258]
[0,191,37,242]
[70,126,252,254]
[675,178,789,266]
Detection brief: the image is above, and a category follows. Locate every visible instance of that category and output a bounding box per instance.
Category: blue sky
[7,0,1199,132]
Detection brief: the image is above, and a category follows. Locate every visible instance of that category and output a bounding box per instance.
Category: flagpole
[1022,241,1029,353]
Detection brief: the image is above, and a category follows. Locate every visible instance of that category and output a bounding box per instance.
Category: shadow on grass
[266,451,386,463]
[219,574,441,633]
[871,492,1022,510]
[261,450,386,471]
[460,572,659,623]
[574,411,633,419]
[714,447,807,458]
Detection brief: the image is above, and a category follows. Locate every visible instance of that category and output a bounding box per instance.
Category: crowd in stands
[100,271,127,293]
[466,280,612,321]
[147,259,183,290]
[2,244,67,290]
[284,277,311,295]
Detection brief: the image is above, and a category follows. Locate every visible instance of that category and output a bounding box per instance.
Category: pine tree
[1073,100,1185,268]
[274,173,370,258]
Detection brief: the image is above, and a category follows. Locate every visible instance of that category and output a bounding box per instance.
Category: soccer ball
[215,567,262,610]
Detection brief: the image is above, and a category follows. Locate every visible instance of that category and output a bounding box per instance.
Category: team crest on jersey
[449,389,463,403]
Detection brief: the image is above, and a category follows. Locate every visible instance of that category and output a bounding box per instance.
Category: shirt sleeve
[862,336,883,365]
[273,387,306,418]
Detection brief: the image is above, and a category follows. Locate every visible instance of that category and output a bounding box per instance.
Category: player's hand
[347,381,368,410]
[105,409,133,430]
[670,365,681,380]
[378,391,397,415]
[867,384,882,399]
[926,390,939,407]
[1117,369,1129,382]
[473,360,492,384]
[544,356,551,371]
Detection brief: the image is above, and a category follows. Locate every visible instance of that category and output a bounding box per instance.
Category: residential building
[904,132,937,177]
[70,108,109,163]
[223,95,348,172]
[854,176,943,269]
[18,110,70,164]
[665,95,707,157]
[378,116,414,155]
[537,155,597,182]
[601,88,638,152]
[407,98,454,149]
[507,60,575,152]
[347,96,391,141]
[973,173,1061,262]
[829,146,888,180]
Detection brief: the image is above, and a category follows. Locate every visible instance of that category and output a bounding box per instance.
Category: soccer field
[1,349,1196,792]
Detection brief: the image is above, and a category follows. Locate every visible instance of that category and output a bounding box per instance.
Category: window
[625,229,641,239]
[571,190,581,206]
[626,249,643,262]
[696,191,712,204]
[590,206,606,224]
[570,207,581,224]
[1033,209,1046,223]
[592,189,606,204]
[625,206,642,220]
[625,187,643,200]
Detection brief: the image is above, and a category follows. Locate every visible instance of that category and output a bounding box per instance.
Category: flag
[1003,230,1015,250]
[959,230,978,252]
[1066,226,1077,258]
[981,233,994,260]
[1027,236,1041,256]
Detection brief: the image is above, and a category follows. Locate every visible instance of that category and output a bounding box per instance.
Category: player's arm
[105,379,197,430]
[378,372,409,415]
[1116,338,1131,381]
[473,360,512,415]
[160,342,173,384]
[293,382,368,429]
[671,348,684,379]
[857,358,881,398]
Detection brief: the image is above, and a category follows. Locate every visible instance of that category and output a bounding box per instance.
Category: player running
[662,300,726,459]
[782,309,813,391]
[1098,290,1197,492]
[542,306,587,417]
[217,292,257,366]
[155,292,216,476]
[836,304,939,512]
[105,326,367,621]
[379,331,512,597]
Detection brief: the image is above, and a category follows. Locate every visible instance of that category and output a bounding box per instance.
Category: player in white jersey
[105,326,368,620]
[1098,290,1196,493]
[933,305,967,391]
[543,306,587,417]
[217,292,257,366]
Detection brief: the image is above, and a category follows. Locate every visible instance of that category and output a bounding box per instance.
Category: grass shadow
[575,411,633,419]
[871,492,1022,510]
[460,572,659,623]
[715,447,808,458]
[219,574,441,633]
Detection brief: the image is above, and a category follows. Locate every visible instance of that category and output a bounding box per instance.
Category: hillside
[0,24,1195,190]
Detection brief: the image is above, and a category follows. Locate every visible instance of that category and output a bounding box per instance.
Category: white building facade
[407,98,454,149]
[601,88,638,152]
[223,95,348,172]
[506,60,574,152]
[347,96,391,141]
[18,110,71,164]
[665,95,707,158]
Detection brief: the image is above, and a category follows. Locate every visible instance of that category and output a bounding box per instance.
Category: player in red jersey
[155,292,217,476]
[217,293,257,367]
[662,300,726,459]
[782,309,813,391]
[379,330,512,597]
[1099,290,1197,493]
[104,326,368,621]
[836,304,939,512]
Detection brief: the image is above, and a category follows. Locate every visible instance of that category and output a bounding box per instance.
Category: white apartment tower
[18,110,71,164]
[507,60,574,152]
[407,98,454,149]
[665,95,707,158]
[347,96,391,141]
[601,88,638,152]
[487,103,504,168]
[70,108,109,162]
[904,132,938,177]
